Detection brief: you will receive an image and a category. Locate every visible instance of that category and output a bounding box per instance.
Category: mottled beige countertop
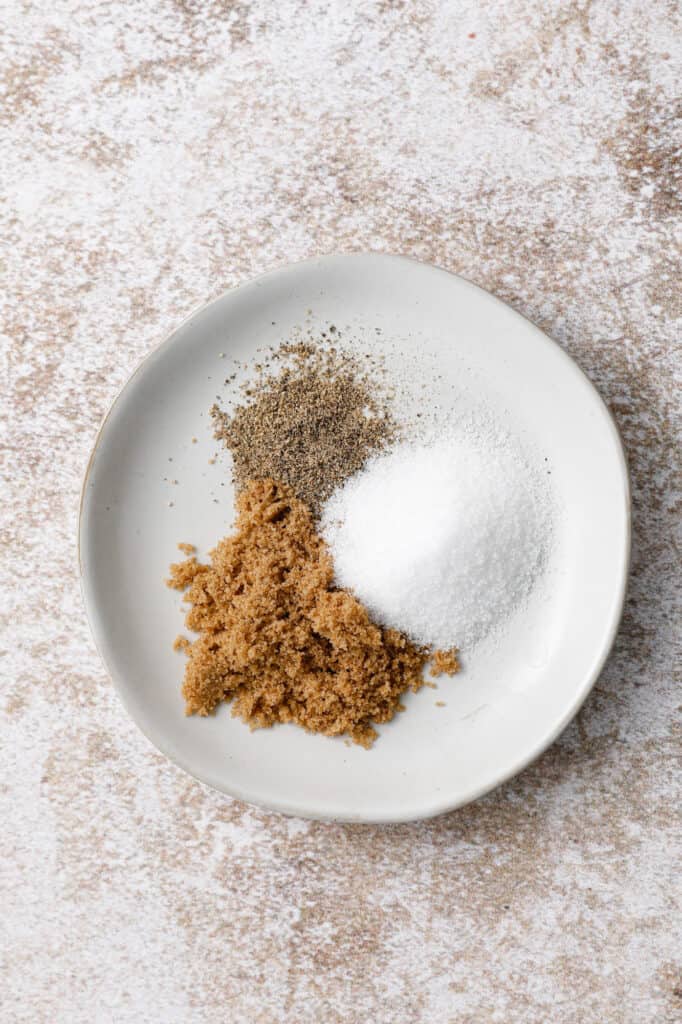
[2,1,680,1022]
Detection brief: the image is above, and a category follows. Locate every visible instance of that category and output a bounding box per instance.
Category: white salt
[321,430,552,650]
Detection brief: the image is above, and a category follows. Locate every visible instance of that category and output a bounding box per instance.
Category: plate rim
[78,252,631,823]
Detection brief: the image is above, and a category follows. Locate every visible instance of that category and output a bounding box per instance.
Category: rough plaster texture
[1,2,680,1022]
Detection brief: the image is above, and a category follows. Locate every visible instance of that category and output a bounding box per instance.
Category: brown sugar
[211,342,395,517]
[430,648,460,677]
[167,479,457,747]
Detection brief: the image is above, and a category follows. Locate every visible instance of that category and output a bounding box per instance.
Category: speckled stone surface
[2,2,680,1022]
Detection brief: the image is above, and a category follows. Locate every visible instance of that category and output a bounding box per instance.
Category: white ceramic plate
[79,254,630,822]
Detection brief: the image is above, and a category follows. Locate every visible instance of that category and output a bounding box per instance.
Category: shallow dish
[79,254,630,822]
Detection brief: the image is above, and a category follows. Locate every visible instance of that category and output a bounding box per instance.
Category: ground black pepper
[212,341,395,516]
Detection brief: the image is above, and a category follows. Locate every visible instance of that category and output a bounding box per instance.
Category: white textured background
[1,2,680,1022]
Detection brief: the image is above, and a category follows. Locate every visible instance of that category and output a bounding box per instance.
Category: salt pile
[321,432,551,650]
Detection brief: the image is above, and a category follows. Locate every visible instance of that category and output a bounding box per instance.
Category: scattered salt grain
[321,431,552,650]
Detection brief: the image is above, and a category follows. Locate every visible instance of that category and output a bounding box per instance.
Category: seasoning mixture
[169,334,550,747]
[212,342,394,516]
[168,478,458,748]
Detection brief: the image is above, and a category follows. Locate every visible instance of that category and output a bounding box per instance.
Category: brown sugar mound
[167,479,456,747]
